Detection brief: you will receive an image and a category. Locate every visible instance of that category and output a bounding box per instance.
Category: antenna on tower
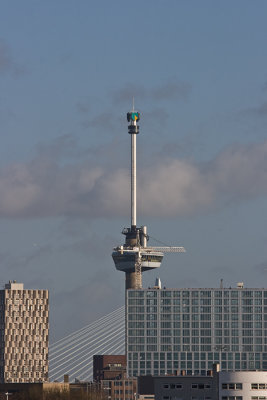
[132,97,135,112]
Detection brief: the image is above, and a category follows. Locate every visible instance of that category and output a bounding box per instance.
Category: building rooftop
[4,280,24,290]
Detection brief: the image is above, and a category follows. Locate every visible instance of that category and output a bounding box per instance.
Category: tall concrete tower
[112,108,185,290]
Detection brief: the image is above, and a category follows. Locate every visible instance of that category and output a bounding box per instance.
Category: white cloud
[0,140,267,218]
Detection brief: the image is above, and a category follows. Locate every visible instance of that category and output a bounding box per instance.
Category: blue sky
[1,0,267,341]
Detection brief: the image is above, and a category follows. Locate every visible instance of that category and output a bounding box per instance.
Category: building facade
[93,355,126,382]
[126,286,267,377]
[137,368,267,400]
[93,355,136,400]
[0,281,49,383]
[219,370,267,400]
[102,378,137,400]
[145,373,217,400]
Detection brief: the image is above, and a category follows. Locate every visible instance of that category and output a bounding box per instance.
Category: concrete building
[126,285,267,377]
[137,366,267,400]
[137,365,219,400]
[0,281,49,383]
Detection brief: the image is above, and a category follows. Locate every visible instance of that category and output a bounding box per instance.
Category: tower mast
[128,108,139,229]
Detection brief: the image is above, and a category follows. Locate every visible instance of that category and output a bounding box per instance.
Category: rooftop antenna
[220,278,223,289]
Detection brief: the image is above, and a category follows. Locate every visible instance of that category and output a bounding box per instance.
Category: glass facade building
[126,287,267,377]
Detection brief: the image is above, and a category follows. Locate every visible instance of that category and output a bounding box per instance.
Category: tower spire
[126,108,140,228]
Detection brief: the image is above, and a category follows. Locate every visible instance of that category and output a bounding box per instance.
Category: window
[251,383,267,390]
[251,384,259,390]
[222,383,243,390]
[229,384,235,390]
[163,384,169,389]
[251,397,267,400]
[191,383,208,389]
[221,398,242,400]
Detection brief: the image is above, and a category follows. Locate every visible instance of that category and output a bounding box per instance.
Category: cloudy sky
[1,0,267,341]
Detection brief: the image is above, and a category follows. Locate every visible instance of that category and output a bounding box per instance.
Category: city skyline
[0,1,267,342]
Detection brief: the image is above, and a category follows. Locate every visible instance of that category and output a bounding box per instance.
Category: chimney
[213,363,220,373]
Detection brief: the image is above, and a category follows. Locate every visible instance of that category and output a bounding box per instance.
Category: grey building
[138,372,217,400]
[126,285,267,377]
[0,281,49,383]
[137,367,267,400]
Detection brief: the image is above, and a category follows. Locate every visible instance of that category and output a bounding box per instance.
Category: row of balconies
[5,308,49,316]
[7,362,48,368]
[6,360,47,367]
[5,347,45,355]
[7,309,49,317]
[5,306,49,315]
[4,327,49,335]
[4,328,48,335]
[7,364,48,371]
[5,289,48,297]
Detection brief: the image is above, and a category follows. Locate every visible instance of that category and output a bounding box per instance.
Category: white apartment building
[0,281,49,383]
[219,371,267,400]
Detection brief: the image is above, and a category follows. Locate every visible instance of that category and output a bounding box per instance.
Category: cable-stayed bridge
[49,306,125,382]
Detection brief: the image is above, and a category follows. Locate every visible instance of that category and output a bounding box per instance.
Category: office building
[0,281,49,383]
[126,284,267,377]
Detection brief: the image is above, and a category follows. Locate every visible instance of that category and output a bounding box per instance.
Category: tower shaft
[131,134,137,228]
[125,270,142,290]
